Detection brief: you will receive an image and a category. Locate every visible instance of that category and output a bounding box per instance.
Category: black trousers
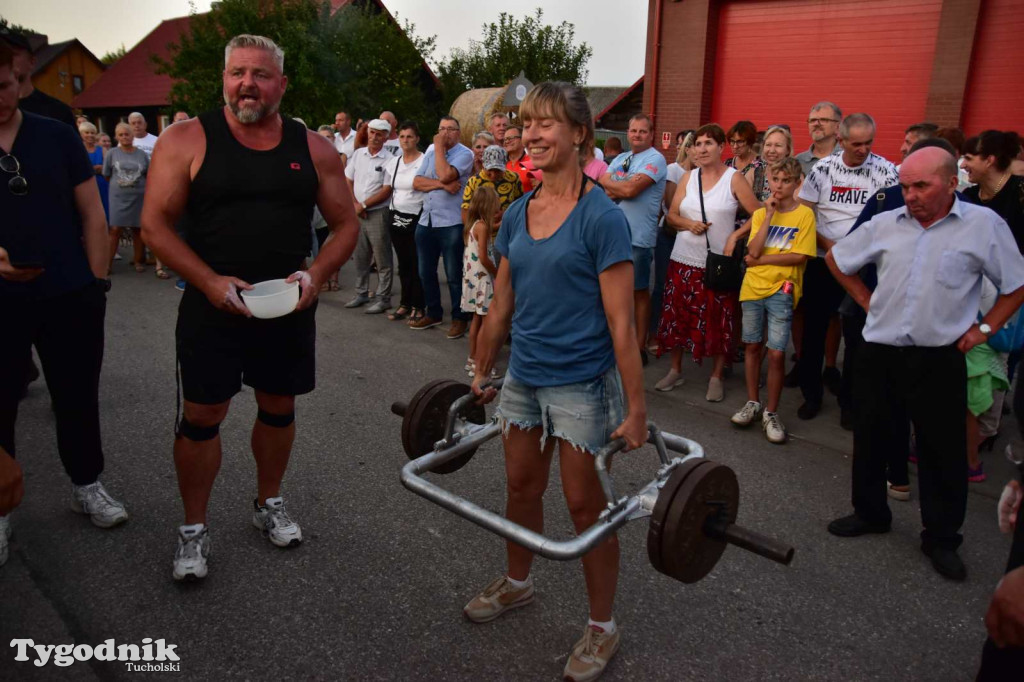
[853,343,967,549]
[841,310,909,486]
[799,258,847,405]
[0,282,107,485]
[390,224,424,311]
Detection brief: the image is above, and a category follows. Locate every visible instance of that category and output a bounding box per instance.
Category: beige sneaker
[563,624,621,682]
[706,376,724,402]
[463,575,534,623]
[654,369,684,392]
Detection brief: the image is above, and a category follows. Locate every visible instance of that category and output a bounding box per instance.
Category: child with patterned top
[462,185,500,377]
[729,158,817,443]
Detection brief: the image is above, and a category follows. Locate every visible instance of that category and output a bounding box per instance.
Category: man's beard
[224,91,279,124]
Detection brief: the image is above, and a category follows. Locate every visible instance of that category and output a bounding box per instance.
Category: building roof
[33,39,105,76]
[585,86,631,122]
[73,0,439,110]
[72,16,191,109]
[593,76,644,122]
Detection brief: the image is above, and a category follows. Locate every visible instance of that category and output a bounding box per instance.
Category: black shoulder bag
[700,169,743,292]
[385,156,421,233]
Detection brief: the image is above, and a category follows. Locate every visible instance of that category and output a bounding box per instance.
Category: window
[158,115,170,133]
[72,75,84,95]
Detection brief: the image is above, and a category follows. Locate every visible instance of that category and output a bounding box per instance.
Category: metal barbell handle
[705,521,795,566]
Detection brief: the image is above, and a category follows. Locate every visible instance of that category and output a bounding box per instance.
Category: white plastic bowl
[239,279,299,319]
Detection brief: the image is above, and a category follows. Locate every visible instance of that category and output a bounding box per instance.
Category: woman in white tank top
[653,124,762,402]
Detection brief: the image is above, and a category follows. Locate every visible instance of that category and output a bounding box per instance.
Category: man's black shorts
[176,289,317,404]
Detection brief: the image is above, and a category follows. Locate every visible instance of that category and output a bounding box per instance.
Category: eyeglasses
[807,118,839,125]
[504,136,521,142]
[0,154,28,196]
[728,139,747,146]
[438,127,460,133]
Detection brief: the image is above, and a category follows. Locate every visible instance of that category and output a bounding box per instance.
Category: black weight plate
[646,459,711,575]
[401,379,450,459]
[661,462,739,584]
[405,379,452,461]
[405,380,486,474]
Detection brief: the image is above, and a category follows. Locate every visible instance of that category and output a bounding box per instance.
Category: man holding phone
[0,41,128,556]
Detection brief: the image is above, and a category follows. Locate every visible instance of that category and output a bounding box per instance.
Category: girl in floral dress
[462,185,500,377]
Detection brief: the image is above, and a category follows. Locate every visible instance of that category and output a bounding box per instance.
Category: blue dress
[87,146,110,220]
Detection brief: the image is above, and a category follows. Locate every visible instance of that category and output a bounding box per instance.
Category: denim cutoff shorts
[496,366,625,455]
[741,290,794,352]
[632,246,653,291]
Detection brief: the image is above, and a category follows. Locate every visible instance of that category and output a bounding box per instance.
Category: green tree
[437,8,592,110]
[101,44,127,65]
[153,0,442,130]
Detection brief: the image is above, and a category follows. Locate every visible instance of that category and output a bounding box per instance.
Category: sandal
[388,306,411,321]
[329,280,340,292]
[406,309,424,326]
[155,268,170,280]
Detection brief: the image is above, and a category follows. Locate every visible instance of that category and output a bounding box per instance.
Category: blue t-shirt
[0,111,95,300]
[495,185,633,387]
[415,143,474,228]
[606,146,667,249]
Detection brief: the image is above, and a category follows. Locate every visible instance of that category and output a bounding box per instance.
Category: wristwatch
[979,322,992,336]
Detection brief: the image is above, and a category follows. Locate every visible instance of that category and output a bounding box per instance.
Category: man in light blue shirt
[411,115,474,338]
[824,147,1024,582]
[600,114,666,361]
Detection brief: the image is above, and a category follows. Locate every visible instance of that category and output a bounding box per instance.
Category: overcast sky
[3,0,647,86]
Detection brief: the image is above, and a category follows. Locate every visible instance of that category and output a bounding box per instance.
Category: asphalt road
[1,261,1017,681]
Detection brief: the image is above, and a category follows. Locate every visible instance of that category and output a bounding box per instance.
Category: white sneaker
[71,481,128,528]
[0,515,10,567]
[731,401,762,427]
[654,369,684,392]
[253,497,303,547]
[762,411,787,444]
[173,524,210,581]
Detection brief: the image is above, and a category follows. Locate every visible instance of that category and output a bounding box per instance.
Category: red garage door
[961,0,1024,136]
[710,0,942,163]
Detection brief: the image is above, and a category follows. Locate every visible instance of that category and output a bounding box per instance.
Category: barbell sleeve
[391,401,408,417]
[710,522,795,566]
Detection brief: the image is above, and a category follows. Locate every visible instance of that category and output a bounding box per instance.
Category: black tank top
[182,109,318,283]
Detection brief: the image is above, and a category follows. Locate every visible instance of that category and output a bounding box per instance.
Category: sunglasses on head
[0,154,28,196]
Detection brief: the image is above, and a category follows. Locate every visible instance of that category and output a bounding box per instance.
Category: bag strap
[875,190,886,216]
[387,156,401,210]
[698,169,712,252]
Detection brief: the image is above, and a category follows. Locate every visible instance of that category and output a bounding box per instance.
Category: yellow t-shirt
[739,204,817,306]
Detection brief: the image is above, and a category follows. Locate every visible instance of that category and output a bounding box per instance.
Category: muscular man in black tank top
[141,34,359,582]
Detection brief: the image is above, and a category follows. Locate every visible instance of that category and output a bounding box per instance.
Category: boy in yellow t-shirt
[730,158,816,443]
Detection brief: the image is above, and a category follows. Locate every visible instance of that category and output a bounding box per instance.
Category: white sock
[506,574,531,589]
[179,523,205,535]
[589,617,616,634]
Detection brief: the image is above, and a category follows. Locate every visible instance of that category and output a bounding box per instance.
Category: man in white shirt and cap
[344,118,394,314]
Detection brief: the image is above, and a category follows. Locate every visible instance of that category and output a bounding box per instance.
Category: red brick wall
[644,0,718,161]
[924,0,981,128]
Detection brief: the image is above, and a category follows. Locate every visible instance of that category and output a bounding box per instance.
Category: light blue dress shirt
[831,198,1024,347]
[606,146,667,248]
[415,143,474,228]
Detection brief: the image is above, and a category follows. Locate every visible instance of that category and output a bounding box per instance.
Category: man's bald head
[900,147,958,227]
[902,146,958,181]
